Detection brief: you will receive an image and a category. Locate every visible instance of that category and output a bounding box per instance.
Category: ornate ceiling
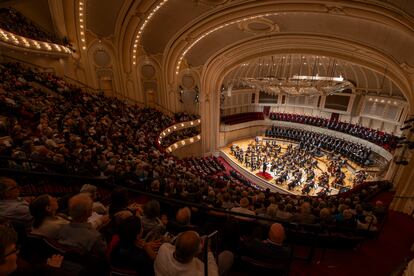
[2,0,414,101]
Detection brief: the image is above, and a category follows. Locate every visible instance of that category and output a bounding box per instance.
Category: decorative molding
[400,62,414,74]
[325,5,346,15]
[0,28,72,56]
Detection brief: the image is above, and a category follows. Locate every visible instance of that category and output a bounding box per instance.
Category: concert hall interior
[1,0,414,275]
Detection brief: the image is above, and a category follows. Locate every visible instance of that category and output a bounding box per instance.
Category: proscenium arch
[162,0,414,86]
[197,35,412,155]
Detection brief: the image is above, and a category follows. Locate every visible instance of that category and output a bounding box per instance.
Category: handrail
[62,75,99,93]
[150,102,175,117]
[0,165,391,231]
[2,55,55,73]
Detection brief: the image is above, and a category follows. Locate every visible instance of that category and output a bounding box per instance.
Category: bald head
[69,193,93,222]
[174,231,201,263]
[268,223,285,244]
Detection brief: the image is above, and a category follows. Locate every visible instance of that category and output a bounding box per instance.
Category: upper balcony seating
[221,112,264,125]
[0,8,68,45]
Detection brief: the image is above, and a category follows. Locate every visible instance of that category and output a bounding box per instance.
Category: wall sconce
[179,85,184,103]
[194,85,199,103]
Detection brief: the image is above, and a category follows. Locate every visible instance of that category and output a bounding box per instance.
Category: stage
[219,137,366,196]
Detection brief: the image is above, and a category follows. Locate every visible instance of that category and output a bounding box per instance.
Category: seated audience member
[110,216,160,275]
[0,225,18,275]
[275,203,294,222]
[167,207,197,235]
[0,177,32,227]
[337,209,356,229]
[108,188,140,220]
[155,230,233,276]
[242,223,291,262]
[29,194,70,239]
[292,202,316,224]
[373,200,386,220]
[141,200,166,241]
[357,214,378,231]
[80,184,107,215]
[57,193,106,256]
[0,224,66,275]
[230,197,256,221]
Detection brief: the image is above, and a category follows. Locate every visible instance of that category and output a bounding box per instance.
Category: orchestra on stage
[229,133,368,196]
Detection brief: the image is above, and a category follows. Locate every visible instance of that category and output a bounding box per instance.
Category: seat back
[110,267,138,276]
[241,255,290,276]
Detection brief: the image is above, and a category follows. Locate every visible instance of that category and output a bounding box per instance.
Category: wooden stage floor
[219,137,368,196]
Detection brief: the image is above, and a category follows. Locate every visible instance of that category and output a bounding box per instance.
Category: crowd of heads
[266,125,372,165]
[0,62,392,274]
[160,126,200,148]
[270,112,398,151]
[0,8,69,45]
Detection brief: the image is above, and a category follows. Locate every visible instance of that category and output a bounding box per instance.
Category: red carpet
[256,171,273,180]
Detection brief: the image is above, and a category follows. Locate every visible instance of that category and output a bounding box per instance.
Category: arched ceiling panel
[186,24,255,66]
[86,0,126,37]
[141,0,213,54]
[183,12,414,68]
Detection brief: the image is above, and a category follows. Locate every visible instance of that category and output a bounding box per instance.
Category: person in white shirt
[154,231,233,276]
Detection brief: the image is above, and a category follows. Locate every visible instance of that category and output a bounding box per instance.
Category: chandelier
[241,74,354,96]
[224,55,355,97]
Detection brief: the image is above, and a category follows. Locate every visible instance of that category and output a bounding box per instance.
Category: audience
[56,193,106,256]
[0,177,32,227]
[230,197,256,221]
[292,202,316,224]
[0,62,392,275]
[29,194,69,239]
[110,216,160,275]
[242,223,291,262]
[0,225,18,275]
[80,184,107,215]
[141,200,166,241]
[155,230,233,276]
[0,8,68,45]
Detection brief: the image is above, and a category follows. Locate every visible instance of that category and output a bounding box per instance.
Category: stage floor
[219,137,367,196]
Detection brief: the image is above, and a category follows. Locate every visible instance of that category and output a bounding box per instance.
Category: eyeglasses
[3,245,20,258]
